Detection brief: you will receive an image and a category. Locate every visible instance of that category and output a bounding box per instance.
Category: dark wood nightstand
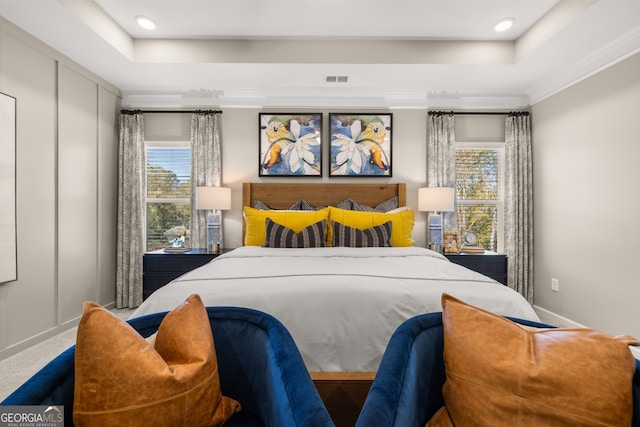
[444,251,508,285]
[142,248,232,300]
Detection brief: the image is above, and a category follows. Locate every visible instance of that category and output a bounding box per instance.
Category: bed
[132,182,539,425]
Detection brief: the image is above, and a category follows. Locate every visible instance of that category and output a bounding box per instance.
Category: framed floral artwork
[329,113,392,177]
[259,113,322,176]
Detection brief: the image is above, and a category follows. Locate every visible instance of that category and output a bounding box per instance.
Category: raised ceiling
[0,0,639,109]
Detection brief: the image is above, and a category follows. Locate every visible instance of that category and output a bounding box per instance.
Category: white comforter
[132,246,539,372]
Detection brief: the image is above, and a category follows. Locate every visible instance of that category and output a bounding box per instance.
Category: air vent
[325,75,349,83]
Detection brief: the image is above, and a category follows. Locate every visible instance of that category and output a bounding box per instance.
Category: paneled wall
[0,17,120,359]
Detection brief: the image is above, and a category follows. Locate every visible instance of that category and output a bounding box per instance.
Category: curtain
[505,113,534,303]
[427,112,457,230]
[190,112,223,248]
[116,112,146,308]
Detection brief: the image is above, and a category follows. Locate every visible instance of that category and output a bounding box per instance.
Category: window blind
[147,147,191,199]
[455,149,498,200]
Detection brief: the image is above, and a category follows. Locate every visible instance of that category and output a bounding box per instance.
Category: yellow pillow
[73,294,241,427]
[327,206,414,247]
[428,293,638,427]
[243,206,330,246]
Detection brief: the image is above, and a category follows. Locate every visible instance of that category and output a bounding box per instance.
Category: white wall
[145,108,431,248]
[0,17,120,359]
[532,52,640,338]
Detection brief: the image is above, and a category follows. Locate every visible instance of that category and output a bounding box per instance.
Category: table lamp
[196,186,231,253]
[418,187,455,252]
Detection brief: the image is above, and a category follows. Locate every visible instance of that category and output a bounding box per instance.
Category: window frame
[453,141,505,253]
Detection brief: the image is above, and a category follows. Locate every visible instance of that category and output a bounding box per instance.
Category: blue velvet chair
[1,306,335,427]
[355,312,640,427]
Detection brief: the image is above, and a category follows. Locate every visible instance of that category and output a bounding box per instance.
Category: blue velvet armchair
[355,312,640,427]
[1,306,335,427]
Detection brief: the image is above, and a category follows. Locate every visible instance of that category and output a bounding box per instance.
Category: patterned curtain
[116,112,146,308]
[190,111,223,248]
[505,112,534,303]
[427,111,457,230]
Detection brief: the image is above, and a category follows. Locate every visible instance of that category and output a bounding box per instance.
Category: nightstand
[142,248,232,300]
[444,251,508,285]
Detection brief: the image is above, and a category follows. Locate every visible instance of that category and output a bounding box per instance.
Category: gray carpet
[0,308,134,401]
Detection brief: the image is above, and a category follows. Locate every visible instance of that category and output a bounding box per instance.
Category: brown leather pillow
[426,293,637,427]
[73,294,240,427]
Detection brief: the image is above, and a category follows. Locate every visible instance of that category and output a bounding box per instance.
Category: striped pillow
[331,221,393,247]
[263,218,326,248]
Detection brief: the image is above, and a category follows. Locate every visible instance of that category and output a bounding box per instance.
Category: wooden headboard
[242,182,406,209]
[242,182,407,242]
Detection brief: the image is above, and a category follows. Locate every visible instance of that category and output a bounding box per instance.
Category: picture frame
[329,113,392,177]
[259,113,322,176]
[444,231,461,254]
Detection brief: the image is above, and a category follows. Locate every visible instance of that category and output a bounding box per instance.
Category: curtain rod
[120,109,223,115]
[428,110,529,116]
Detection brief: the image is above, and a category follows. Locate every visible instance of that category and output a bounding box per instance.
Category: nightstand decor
[196,186,231,253]
[164,225,189,249]
[443,231,461,254]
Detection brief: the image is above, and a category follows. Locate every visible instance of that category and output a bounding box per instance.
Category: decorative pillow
[368,196,399,212]
[288,197,316,211]
[335,197,399,212]
[427,294,638,427]
[327,206,414,247]
[331,220,392,247]
[253,197,319,211]
[244,206,330,246]
[335,198,357,210]
[252,199,273,210]
[73,294,241,427]
[263,218,326,248]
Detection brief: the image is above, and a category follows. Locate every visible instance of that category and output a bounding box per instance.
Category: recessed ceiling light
[136,16,156,30]
[494,18,514,32]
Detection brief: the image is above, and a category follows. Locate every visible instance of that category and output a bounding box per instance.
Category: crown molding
[527,25,640,105]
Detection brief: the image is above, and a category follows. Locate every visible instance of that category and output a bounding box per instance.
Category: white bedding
[132,246,539,372]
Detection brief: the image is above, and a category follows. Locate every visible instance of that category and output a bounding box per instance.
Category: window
[454,142,504,252]
[146,141,191,250]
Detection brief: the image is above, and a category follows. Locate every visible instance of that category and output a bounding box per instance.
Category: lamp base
[428,243,443,253]
[427,212,444,252]
[206,213,222,253]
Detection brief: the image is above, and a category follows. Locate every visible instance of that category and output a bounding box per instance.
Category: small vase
[168,236,185,248]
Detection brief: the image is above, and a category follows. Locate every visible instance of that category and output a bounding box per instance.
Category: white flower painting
[330,114,392,177]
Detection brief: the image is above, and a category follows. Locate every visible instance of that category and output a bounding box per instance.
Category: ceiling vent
[325,75,349,83]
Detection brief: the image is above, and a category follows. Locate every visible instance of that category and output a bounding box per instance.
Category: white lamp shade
[196,187,231,210]
[418,187,455,212]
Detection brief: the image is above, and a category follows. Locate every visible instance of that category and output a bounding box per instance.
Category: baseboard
[533,305,639,360]
[0,322,77,362]
[532,305,587,329]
